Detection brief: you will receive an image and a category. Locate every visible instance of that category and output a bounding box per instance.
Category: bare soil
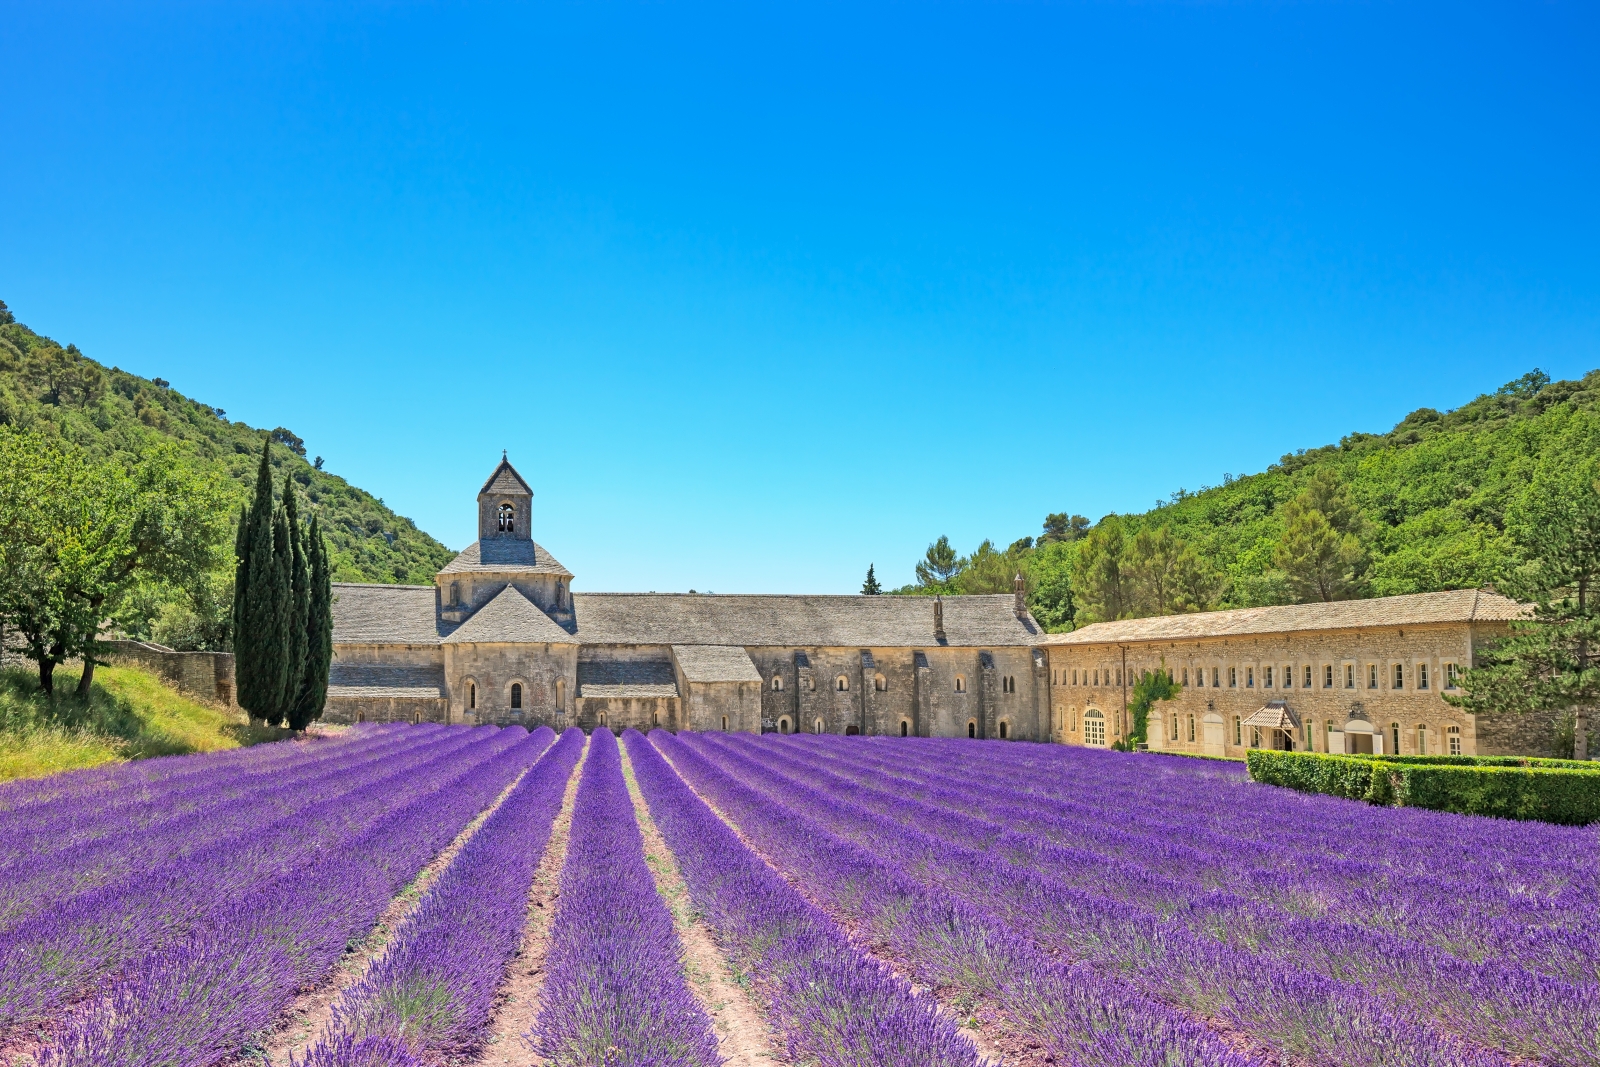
[473,737,588,1067]
[618,744,781,1067]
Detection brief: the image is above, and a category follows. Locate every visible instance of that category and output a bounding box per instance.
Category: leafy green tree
[1024,539,1077,631]
[0,428,225,693]
[1073,519,1132,623]
[953,540,1017,595]
[915,536,961,590]
[860,564,882,595]
[1274,468,1369,602]
[1448,465,1600,759]
[289,516,332,731]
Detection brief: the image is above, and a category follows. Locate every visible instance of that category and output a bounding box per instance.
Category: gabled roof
[442,585,575,645]
[330,584,446,644]
[672,645,763,684]
[569,593,1038,648]
[479,457,533,497]
[438,540,572,578]
[1044,589,1525,647]
[1243,699,1300,732]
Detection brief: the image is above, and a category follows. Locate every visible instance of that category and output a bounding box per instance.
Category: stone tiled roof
[438,540,572,577]
[570,594,1039,648]
[443,585,575,645]
[479,458,532,497]
[672,645,763,684]
[577,659,679,699]
[1045,589,1525,647]
[326,663,446,700]
[330,584,445,644]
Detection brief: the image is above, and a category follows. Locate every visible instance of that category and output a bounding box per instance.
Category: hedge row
[1245,750,1600,825]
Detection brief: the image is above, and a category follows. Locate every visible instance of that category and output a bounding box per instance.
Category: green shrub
[1246,749,1600,824]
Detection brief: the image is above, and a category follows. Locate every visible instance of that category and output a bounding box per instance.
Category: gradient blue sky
[3,2,1596,593]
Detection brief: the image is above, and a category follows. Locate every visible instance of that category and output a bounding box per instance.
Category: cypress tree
[265,503,293,725]
[282,476,310,724]
[291,516,332,731]
[236,438,288,723]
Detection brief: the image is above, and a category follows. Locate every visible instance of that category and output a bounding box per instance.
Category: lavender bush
[623,728,985,1067]
[530,728,721,1067]
[298,726,585,1064]
[36,726,555,1067]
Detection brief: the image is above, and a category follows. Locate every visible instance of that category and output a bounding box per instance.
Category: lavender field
[1,724,1595,1067]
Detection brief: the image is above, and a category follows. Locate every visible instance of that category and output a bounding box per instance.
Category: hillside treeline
[902,369,1600,631]
[0,299,455,650]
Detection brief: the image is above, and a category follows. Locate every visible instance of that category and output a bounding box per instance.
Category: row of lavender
[623,729,985,1067]
[37,726,553,1067]
[653,730,1256,1067]
[699,733,1597,1067]
[529,728,721,1066]
[299,726,586,1066]
[780,736,1600,1049]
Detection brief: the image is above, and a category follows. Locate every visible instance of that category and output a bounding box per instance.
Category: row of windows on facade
[1058,706,1462,755]
[769,715,1014,740]
[466,680,564,711]
[1054,661,1462,692]
[772,673,1019,694]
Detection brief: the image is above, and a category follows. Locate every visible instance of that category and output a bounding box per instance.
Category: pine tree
[235,438,289,723]
[282,476,310,723]
[1449,464,1600,759]
[1274,469,1369,602]
[861,564,882,595]
[290,516,332,731]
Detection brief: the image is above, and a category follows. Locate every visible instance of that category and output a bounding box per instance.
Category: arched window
[874,673,887,692]
[555,679,565,711]
[998,721,1009,739]
[1447,724,1461,755]
[772,675,784,691]
[955,675,966,693]
[722,715,729,731]
[468,682,476,710]
[900,720,909,737]
[813,718,824,734]
[967,721,977,738]
[836,675,849,692]
[845,725,860,736]
[510,683,522,709]
[1083,709,1106,747]
[652,710,659,727]
[598,711,608,727]
[778,716,791,734]
[449,581,460,605]
[497,502,515,532]
[1391,722,1400,752]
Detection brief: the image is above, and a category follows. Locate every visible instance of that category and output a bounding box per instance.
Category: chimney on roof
[934,595,946,643]
[1013,573,1027,618]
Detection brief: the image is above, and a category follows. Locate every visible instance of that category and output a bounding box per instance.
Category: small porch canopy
[1243,699,1301,750]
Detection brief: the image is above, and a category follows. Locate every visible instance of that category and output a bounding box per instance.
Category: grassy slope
[1087,370,1600,608]
[0,306,456,584]
[0,664,283,783]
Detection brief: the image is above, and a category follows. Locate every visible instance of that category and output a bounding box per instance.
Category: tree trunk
[1577,709,1590,761]
[38,657,54,695]
[76,655,96,697]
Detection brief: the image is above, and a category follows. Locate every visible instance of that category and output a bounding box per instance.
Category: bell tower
[478,452,533,542]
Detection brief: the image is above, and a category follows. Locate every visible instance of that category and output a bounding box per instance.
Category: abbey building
[326,457,1050,738]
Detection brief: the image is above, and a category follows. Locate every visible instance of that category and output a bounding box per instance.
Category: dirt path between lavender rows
[647,736,1017,1067]
[618,743,781,1067]
[474,736,588,1067]
[249,761,536,1065]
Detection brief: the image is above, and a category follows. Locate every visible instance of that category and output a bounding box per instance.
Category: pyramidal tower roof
[480,453,533,497]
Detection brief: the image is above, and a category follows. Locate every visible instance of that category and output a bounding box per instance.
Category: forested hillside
[0,299,454,647]
[903,368,1600,630]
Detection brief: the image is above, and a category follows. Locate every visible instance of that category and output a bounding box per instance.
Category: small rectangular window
[1417,725,1427,754]
[1246,667,1255,688]
[1264,666,1273,687]
[1234,715,1242,745]
[1181,667,1189,685]
[1369,664,1378,689]
[1187,714,1195,743]
[1444,663,1459,689]
[1117,669,1123,685]
[1229,667,1237,688]
[1392,723,1400,752]
[1394,663,1404,689]
[1345,664,1354,689]
[1325,664,1333,688]
[1419,663,1429,690]
[1448,726,1461,755]
[1304,665,1312,688]
[1212,667,1220,687]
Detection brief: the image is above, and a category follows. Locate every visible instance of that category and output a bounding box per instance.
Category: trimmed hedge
[1245,750,1600,825]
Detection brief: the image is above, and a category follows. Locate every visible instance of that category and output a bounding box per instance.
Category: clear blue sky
[3,2,1596,593]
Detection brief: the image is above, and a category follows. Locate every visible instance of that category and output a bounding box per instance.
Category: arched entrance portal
[845,725,860,736]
